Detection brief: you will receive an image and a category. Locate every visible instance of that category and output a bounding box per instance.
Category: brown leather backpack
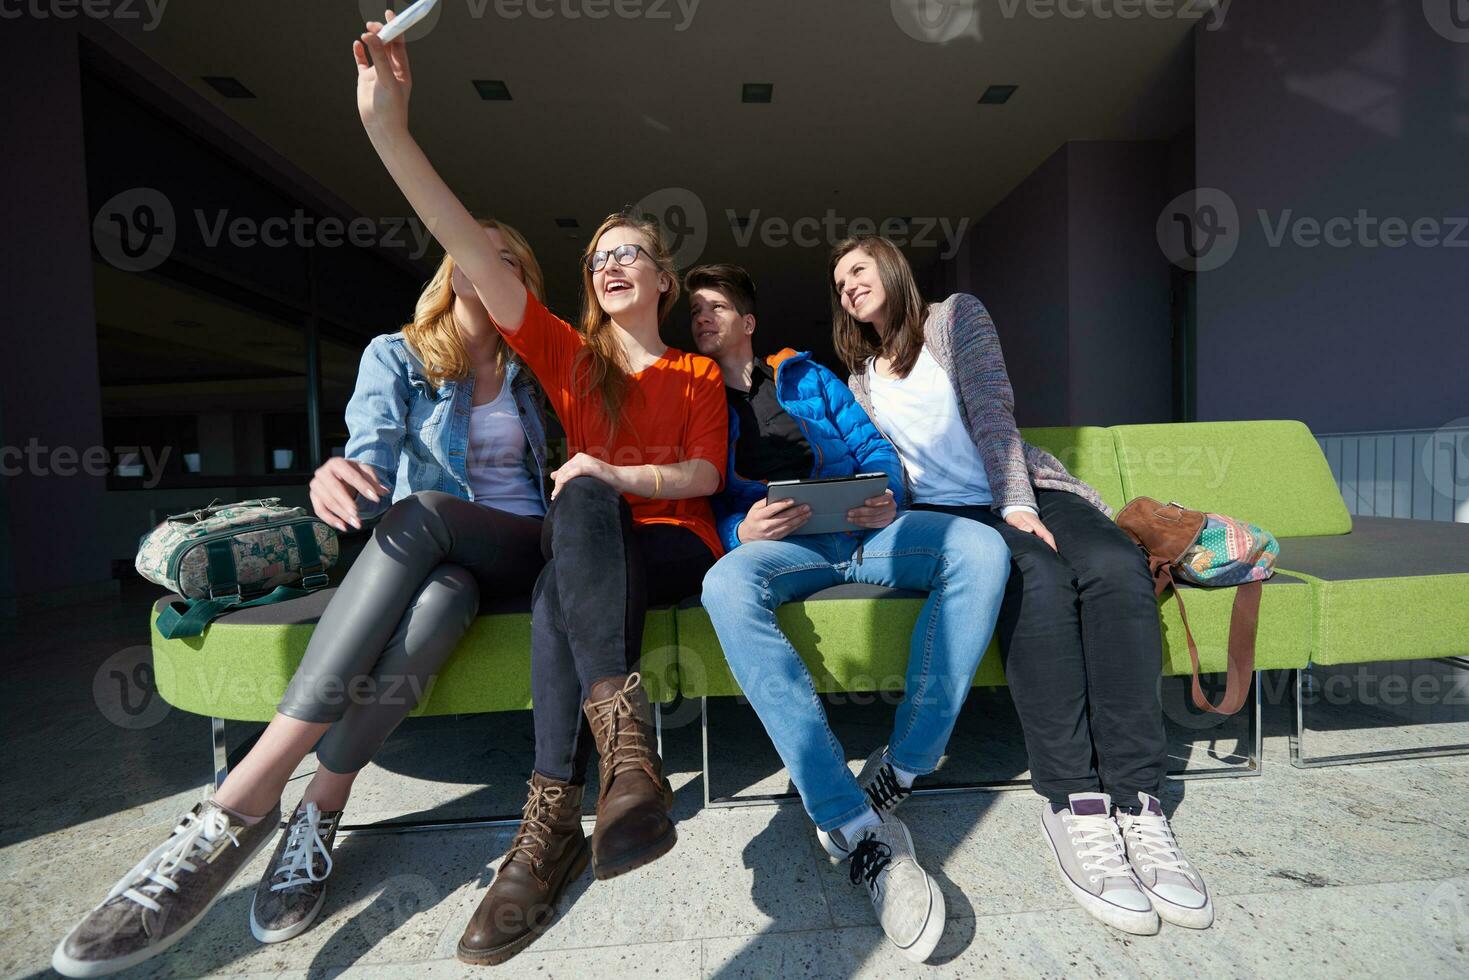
[1115,497,1262,716]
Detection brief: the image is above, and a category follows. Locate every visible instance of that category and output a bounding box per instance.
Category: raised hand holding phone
[354,13,414,136]
[373,0,440,44]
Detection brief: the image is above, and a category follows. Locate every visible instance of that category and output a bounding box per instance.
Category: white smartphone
[375,0,440,44]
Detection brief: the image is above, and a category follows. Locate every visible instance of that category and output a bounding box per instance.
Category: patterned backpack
[136,498,338,639]
[1115,498,1278,715]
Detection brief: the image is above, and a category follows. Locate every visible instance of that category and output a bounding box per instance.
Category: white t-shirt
[867,347,995,507]
[466,382,545,518]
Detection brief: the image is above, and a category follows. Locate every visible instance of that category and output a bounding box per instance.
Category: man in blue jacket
[686,264,1010,965]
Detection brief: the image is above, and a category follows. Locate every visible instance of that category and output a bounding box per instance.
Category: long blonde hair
[402,218,545,387]
[829,235,928,379]
[575,210,681,436]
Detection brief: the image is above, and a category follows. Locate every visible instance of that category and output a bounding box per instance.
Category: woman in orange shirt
[354,18,727,965]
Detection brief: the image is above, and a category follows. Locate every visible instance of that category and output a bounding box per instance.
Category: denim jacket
[344,333,551,521]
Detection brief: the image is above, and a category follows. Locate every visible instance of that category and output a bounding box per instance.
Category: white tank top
[466,382,545,518]
[866,348,994,507]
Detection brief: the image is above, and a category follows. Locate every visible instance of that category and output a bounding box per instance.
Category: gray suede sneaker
[818,746,915,861]
[250,801,343,943]
[52,800,279,978]
[1118,793,1214,929]
[1039,793,1159,936]
[848,815,946,963]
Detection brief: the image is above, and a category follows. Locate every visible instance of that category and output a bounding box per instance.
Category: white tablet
[765,473,890,535]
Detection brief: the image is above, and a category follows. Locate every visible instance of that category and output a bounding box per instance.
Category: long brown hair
[402,217,545,387]
[829,236,928,379]
[575,210,681,435]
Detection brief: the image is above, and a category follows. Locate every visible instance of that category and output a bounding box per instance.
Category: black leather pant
[277,491,544,773]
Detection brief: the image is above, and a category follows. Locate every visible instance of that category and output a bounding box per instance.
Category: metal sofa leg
[207,715,555,836]
[211,717,228,790]
[698,672,1263,808]
[1292,661,1469,768]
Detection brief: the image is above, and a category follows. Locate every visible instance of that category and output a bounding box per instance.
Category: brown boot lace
[504,780,568,877]
[585,673,660,786]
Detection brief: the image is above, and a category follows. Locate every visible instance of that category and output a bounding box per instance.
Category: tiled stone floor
[3,582,1467,979]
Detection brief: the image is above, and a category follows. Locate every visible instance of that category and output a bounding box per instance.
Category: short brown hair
[684,263,758,318]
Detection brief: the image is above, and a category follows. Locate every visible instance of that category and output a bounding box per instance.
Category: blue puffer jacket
[714,349,906,551]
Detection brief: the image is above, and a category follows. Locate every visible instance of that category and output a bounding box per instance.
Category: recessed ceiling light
[473,79,512,101]
[554,217,579,229]
[741,83,773,104]
[202,76,255,99]
[979,85,1018,105]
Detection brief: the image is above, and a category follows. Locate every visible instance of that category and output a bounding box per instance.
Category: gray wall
[948,141,1176,428]
[1195,0,1469,432]
[0,19,113,615]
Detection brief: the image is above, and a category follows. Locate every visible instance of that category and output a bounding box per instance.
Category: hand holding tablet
[764,473,892,535]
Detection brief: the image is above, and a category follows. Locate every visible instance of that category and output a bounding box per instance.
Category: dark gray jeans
[277,491,544,773]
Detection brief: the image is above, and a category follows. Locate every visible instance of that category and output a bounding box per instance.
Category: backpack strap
[1169,573,1261,715]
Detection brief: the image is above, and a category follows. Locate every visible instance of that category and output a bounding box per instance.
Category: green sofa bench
[676,422,1331,803]
[1108,421,1469,766]
[149,589,680,826]
[147,419,1469,821]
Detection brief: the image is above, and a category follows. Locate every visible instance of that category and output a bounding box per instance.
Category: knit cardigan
[848,293,1111,517]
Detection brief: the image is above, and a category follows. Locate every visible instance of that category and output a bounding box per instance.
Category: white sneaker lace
[110,807,241,913]
[270,803,336,892]
[1062,812,1135,886]
[1123,812,1192,876]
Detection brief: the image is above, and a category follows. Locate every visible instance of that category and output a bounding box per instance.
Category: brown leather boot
[457,773,588,965]
[583,672,676,879]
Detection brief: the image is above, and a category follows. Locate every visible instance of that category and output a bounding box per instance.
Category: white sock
[838,807,882,843]
[890,762,919,789]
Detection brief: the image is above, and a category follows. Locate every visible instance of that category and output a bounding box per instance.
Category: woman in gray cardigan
[831,235,1214,937]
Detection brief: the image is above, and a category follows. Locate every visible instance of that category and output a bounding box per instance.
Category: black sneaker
[53,800,279,977]
[249,801,343,943]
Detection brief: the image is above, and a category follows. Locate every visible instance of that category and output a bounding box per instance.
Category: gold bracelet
[648,464,662,499]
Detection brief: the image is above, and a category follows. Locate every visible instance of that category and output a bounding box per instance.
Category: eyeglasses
[584,242,652,272]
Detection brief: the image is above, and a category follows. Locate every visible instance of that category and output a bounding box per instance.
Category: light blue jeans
[699,510,1010,831]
